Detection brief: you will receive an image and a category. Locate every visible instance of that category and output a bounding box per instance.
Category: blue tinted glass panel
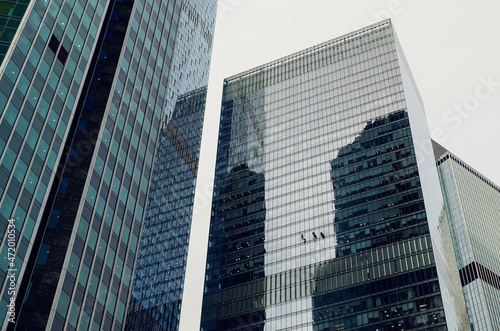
[91,72,101,84]
[84,95,94,108]
[48,209,60,228]
[105,30,113,40]
[98,49,107,61]
[58,177,70,194]
[76,120,87,134]
[36,244,50,265]
[68,147,78,163]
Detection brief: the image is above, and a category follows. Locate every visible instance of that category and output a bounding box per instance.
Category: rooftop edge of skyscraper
[432,139,500,192]
[224,19,392,84]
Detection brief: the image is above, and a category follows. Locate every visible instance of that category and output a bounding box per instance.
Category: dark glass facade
[312,111,445,330]
[204,158,267,330]
[125,87,207,331]
[434,142,500,330]
[202,20,469,330]
[0,0,215,330]
[125,0,217,328]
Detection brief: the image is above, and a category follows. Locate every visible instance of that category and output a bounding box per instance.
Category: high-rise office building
[125,0,216,329]
[0,0,215,329]
[433,140,500,331]
[161,0,216,122]
[126,87,207,331]
[201,20,469,330]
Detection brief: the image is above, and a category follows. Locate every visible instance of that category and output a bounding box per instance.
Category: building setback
[434,140,500,331]
[201,20,470,330]
[0,0,215,329]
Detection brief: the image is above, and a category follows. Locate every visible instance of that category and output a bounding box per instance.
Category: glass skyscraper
[202,20,469,330]
[434,140,500,331]
[126,87,207,331]
[0,0,215,330]
[125,0,216,329]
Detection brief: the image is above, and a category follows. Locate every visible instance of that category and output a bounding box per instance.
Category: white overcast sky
[179,1,500,329]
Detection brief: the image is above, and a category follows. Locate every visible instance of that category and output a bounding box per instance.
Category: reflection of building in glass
[202,20,469,330]
[202,95,267,330]
[434,140,500,331]
[126,0,217,328]
[205,163,267,330]
[0,0,215,329]
[314,110,445,330]
[162,0,217,122]
[126,87,208,331]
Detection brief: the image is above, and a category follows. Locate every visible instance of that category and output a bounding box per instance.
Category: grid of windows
[436,150,500,330]
[0,0,30,66]
[312,111,446,330]
[126,87,207,330]
[15,0,143,329]
[1,0,216,329]
[223,22,395,103]
[0,0,108,328]
[46,0,186,329]
[124,0,216,328]
[202,20,468,331]
[162,0,216,123]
